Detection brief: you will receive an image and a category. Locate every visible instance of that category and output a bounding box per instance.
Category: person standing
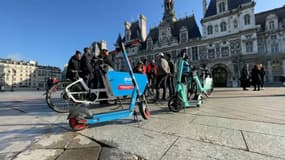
[251,64,262,91]
[66,50,81,81]
[166,53,175,98]
[240,64,250,91]
[80,47,94,88]
[156,52,170,101]
[260,64,265,90]
[146,59,157,93]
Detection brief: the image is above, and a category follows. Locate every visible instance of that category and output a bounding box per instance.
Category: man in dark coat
[66,50,81,81]
[251,64,261,91]
[80,47,94,88]
[260,64,265,90]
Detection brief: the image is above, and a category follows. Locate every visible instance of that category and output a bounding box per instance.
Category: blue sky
[0,0,284,69]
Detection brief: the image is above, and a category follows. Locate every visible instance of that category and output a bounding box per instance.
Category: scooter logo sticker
[118,85,134,90]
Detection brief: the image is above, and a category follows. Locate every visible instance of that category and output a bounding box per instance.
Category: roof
[255,5,285,31]
[147,15,201,44]
[129,21,142,40]
[205,0,252,18]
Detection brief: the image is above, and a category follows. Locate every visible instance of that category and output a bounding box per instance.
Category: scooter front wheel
[138,102,151,120]
[69,117,88,131]
[168,96,183,112]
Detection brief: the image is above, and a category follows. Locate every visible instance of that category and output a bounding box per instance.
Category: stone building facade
[0,58,62,90]
[114,0,285,87]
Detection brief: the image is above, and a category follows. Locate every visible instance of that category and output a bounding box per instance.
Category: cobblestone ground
[0,87,285,160]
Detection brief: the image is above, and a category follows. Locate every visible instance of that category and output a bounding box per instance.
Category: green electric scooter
[168,52,213,112]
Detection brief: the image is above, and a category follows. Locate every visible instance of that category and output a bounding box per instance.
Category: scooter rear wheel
[69,117,88,131]
[168,96,183,112]
[138,102,151,120]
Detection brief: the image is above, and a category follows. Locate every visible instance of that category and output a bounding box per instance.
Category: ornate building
[0,58,62,90]
[115,0,285,87]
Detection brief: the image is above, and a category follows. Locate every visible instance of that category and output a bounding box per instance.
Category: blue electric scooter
[67,38,150,131]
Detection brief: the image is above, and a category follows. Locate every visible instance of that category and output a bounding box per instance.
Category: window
[215,25,219,32]
[207,25,213,35]
[219,2,225,13]
[246,41,253,52]
[244,14,251,25]
[221,47,229,57]
[180,33,187,43]
[192,47,198,61]
[269,21,275,30]
[233,20,238,28]
[208,49,215,59]
[271,35,279,53]
[220,22,227,32]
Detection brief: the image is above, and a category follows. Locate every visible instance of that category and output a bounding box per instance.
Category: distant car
[0,85,5,92]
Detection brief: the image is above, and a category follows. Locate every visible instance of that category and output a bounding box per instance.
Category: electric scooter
[168,55,213,112]
[67,38,150,131]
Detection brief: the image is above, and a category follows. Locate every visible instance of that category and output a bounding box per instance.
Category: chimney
[203,0,208,16]
[140,14,147,42]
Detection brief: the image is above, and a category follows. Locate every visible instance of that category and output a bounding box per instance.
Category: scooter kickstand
[133,110,139,122]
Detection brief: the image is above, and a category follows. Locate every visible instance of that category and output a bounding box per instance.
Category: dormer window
[219,2,226,13]
[207,25,213,35]
[269,21,275,30]
[179,26,188,43]
[244,14,251,25]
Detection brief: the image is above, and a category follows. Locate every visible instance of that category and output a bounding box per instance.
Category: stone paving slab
[192,116,285,137]
[140,116,246,150]
[57,148,101,160]
[161,137,282,160]
[0,152,17,160]
[99,147,143,160]
[31,132,76,149]
[0,136,34,154]
[243,131,285,159]
[80,124,177,160]
[13,149,64,160]
[66,134,101,149]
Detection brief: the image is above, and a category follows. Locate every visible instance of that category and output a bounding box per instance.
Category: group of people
[133,52,176,102]
[133,49,205,102]
[240,63,265,91]
[65,47,114,104]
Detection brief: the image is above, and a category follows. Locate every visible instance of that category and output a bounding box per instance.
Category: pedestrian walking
[240,64,250,91]
[260,64,265,90]
[156,52,170,101]
[166,53,175,97]
[251,64,262,91]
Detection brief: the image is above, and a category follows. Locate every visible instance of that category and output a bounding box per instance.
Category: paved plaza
[0,87,285,160]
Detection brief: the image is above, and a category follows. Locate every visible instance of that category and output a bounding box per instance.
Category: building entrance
[212,66,227,87]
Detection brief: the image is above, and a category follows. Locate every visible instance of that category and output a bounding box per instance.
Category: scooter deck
[86,109,133,124]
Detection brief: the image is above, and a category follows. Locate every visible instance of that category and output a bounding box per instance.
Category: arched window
[244,14,250,25]
[220,22,227,32]
[207,25,213,35]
